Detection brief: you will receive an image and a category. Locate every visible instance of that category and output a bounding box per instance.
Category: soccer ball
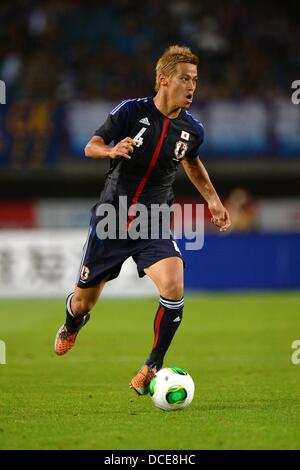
[149,367,195,411]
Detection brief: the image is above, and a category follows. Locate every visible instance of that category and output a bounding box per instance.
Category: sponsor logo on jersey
[174,140,188,160]
[139,117,150,126]
[81,265,90,281]
[180,130,190,141]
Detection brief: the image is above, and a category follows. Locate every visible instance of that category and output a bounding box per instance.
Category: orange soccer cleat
[129,365,157,395]
[54,313,90,356]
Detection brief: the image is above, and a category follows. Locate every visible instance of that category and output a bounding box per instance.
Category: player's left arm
[182,155,231,232]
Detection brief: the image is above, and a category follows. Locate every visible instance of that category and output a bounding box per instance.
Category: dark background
[0,0,299,200]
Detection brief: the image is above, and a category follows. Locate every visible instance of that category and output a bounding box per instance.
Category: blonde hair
[155,45,198,92]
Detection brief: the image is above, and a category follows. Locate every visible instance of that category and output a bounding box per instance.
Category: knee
[71,294,96,316]
[160,280,184,300]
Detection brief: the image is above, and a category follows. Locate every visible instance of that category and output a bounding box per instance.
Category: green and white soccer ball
[149,367,195,411]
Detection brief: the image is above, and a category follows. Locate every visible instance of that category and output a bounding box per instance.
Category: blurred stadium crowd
[0,0,299,294]
[1,0,299,101]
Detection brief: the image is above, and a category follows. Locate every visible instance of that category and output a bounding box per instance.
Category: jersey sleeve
[185,123,204,160]
[94,101,130,144]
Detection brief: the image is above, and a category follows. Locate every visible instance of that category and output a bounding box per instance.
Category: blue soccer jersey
[95,96,204,208]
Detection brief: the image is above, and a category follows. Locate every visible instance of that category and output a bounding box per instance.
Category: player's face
[167,63,198,108]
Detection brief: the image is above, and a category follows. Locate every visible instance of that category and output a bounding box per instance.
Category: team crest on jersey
[174,140,188,160]
[81,265,90,281]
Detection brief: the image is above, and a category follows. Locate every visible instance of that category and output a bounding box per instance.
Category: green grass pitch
[0,293,300,450]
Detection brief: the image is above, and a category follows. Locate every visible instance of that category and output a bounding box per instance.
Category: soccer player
[54,45,231,395]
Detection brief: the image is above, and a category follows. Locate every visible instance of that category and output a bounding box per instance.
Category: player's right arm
[85,136,136,160]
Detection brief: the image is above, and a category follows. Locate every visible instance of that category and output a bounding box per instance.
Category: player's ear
[159,73,169,88]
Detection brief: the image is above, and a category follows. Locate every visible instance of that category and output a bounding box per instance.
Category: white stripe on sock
[66,293,75,317]
[160,297,184,310]
[160,301,184,310]
[160,297,184,305]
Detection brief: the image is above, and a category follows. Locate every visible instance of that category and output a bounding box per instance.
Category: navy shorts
[76,211,185,289]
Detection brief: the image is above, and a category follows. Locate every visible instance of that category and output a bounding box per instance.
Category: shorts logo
[81,265,90,281]
[174,140,188,160]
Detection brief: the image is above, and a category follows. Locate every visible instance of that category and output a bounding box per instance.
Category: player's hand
[208,199,231,232]
[109,137,136,159]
